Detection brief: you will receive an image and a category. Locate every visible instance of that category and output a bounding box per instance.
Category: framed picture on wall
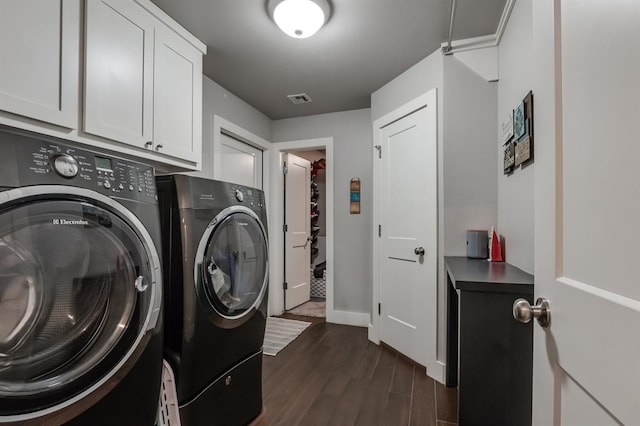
[521,91,534,167]
[513,101,526,140]
[503,141,515,174]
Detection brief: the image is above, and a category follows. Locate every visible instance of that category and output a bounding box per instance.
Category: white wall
[371,49,498,379]
[194,76,272,179]
[272,109,372,314]
[443,55,498,256]
[371,52,444,122]
[497,0,534,273]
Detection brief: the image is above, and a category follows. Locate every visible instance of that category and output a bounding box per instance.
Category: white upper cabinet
[153,24,202,163]
[0,0,80,128]
[84,0,154,148]
[0,0,205,169]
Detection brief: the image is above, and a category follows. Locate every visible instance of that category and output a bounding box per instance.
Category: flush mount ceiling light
[268,0,331,39]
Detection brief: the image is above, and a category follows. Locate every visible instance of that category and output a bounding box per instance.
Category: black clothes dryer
[0,127,163,425]
[156,175,268,426]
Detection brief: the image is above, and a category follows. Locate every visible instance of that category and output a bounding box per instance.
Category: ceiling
[150,0,507,120]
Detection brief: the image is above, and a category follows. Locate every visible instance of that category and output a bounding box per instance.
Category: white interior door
[218,133,263,189]
[284,153,311,310]
[533,1,640,424]
[378,104,437,367]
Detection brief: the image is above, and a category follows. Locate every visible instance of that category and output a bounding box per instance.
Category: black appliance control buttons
[52,154,79,178]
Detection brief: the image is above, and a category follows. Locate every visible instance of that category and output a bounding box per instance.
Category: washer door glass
[203,212,267,317]
[0,199,152,403]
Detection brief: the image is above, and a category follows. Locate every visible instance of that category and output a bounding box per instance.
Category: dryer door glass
[203,212,268,317]
[0,199,153,408]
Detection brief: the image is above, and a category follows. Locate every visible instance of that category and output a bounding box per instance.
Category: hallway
[253,316,458,425]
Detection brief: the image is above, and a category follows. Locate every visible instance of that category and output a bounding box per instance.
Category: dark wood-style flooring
[252,314,458,426]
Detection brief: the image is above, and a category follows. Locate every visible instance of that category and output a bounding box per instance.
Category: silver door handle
[303,236,312,249]
[414,247,425,256]
[513,297,551,328]
[155,144,163,151]
[144,141,153,149]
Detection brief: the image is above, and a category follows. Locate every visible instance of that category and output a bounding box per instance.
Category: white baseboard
[326,310,369,327]
[367,323,380,344]
[428,361,447,385]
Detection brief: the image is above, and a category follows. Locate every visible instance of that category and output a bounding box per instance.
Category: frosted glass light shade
[271,0,328,39]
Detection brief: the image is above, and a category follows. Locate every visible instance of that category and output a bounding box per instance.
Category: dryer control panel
[5,130,157,203]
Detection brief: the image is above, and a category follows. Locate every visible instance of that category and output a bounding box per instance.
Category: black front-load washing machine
[0,127,163,425]
[156,175,268,426]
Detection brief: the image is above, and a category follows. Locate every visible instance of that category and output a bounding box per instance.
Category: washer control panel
[52,154,79,178]
[15,136,157,202]
[228,186,265,209]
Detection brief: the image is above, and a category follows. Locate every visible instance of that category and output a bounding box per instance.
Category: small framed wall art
[502,90,534,175]
[503,141,515,174]
[350,178,360,214]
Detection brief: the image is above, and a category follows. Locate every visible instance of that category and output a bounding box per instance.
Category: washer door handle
[134,275,148,292]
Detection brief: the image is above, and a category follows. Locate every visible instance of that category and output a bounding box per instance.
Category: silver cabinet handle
[414,247,425,256]
[513,297,551,328]
[155,144,163,151]
[144,141,153,148]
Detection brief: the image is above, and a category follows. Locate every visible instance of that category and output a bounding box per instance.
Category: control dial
[52,154,79,179]
[235,189,244,202]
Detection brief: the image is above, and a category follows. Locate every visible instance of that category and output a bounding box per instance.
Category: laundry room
[0,0,636,425]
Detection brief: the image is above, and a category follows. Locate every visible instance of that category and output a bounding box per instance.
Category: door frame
[370,88,445,382]
[269,138,335,321]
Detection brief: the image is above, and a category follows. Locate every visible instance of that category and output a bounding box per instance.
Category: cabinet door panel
[0,0,79,128]
[84,0,153,147]
[153,25,202,162]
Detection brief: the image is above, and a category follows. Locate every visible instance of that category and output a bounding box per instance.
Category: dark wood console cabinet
[445,256,534,426]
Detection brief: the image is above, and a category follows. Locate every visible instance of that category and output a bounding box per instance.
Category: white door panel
[533,1,639,424]
[153,24,202,162]
[0,0,79,128]
[284,153,311,310]
[219,133,263,189]
[84,0,154,147]
[379,101,437,367]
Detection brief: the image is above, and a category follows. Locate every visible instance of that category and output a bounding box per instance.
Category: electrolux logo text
[52,219,89,226]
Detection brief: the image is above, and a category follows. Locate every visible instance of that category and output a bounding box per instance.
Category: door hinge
[283,224,288,232]
[283,282,288,290]
[378,303,381,315]
[378,224,381,237]
[374,145,382,159]
[283,163,288,175]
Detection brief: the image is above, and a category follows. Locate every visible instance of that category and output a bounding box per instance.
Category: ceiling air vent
[287,93,312,104]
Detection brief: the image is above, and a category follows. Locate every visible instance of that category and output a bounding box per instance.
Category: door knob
[414,247,425,256]
[513,297,551,328]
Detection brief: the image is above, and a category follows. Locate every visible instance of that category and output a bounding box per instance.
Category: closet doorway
[268,137,333,321]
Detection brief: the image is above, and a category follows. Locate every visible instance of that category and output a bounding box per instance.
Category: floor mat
[287,300,326,318]
[263,317,311,356]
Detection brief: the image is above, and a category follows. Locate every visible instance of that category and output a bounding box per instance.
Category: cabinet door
[0,0,80,128]
[153,24,202,163]
[84,0,154,148]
